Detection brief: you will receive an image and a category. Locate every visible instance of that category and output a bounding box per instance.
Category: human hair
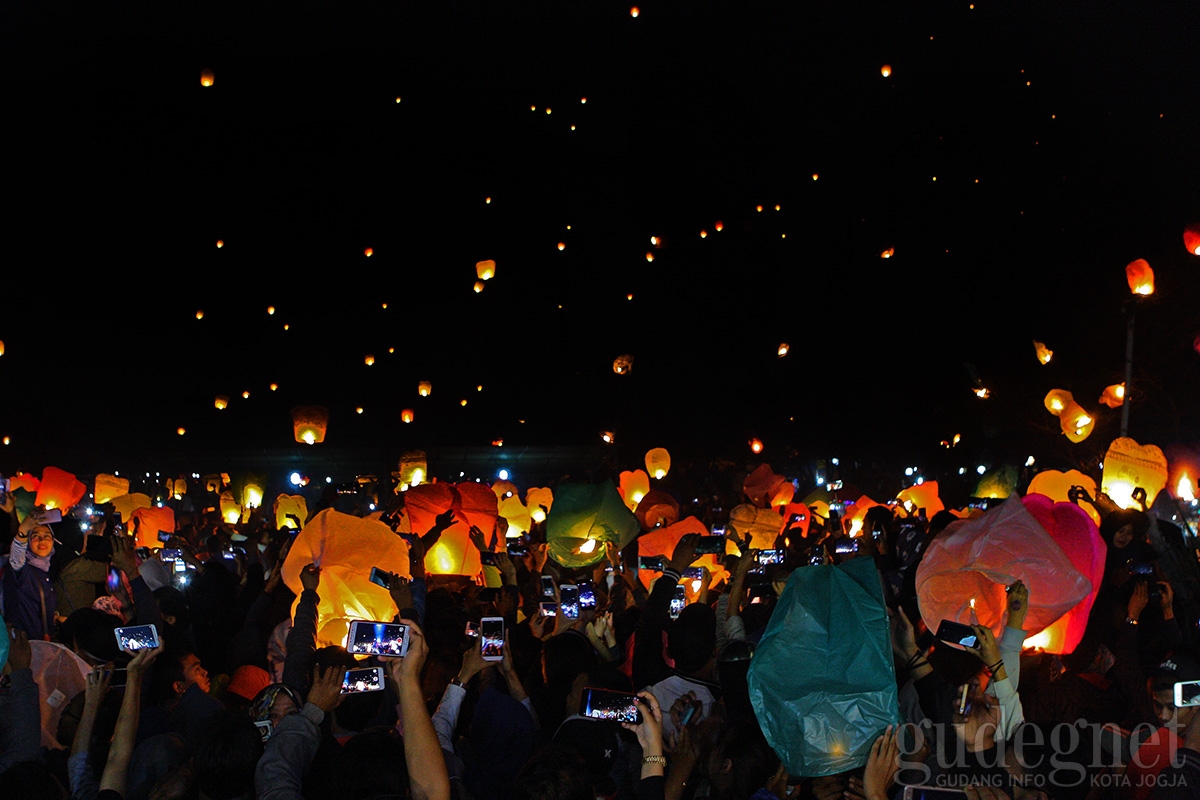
[327,728,411,800]
[58,608,122,663]
[513,742,593,800]
[194,709,264,800]
[709,717,782,800]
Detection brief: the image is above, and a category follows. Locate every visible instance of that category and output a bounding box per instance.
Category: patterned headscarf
[250,683,305,723]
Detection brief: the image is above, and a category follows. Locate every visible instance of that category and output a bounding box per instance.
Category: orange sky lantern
[1185,222,1200,255]
[777,343,789,357]
[274,494,308,531]
[132,506,176,550]
[613,354,634,374]
[881,64,892,77]
[525,487,554,523]
[1098,383,1125,408]
[242,390,250,399]
[35,466,87,512]
[476,259,496,280]
[618,469,650,511]
[401,408,414,423]
[1033,340,1053,364]
[364,354,375,366]
[473,280,485,293]
[1044,389,1073,416]
[418,380,432,397]
[195,310,204,320]
[364,247,373,257]
[749,438,764,454]
[291,405,329,445]
[215,395,229,410]
[1060,401,1095,442]
[630,6,639,17]
[557,242,566,251]
[714,221,723,232]
[645,447,671,480]
[200,69,214,87]
[880,247,894,258]
[1125,259,1154,295]
[215,239,224,248]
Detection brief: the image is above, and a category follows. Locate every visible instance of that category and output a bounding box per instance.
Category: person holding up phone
[2,503,59,641]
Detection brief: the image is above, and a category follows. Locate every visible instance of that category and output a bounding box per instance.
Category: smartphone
[222,549,238,560]
[682,567,705,580]
[114,624,160,653]
[539,601,557,617]
[369,566,393,590]
[935,620,978,649]
[902,788,968,800]
[160,548,183,562]
[108,667,129,688]
[579,581,597,609]
[506,538,529,558]
[480,616,505,662]
[710,526,726,538]
[540,575,556,599]
[157,530,173,544]
[1128,561,1156,577]
[1174,680,1200,707]
[694,535,726,555]
[255,720,273,742]
[107,567,122,592]
[637,555,665,572]
[834,538,858,555]
[341,666,386,694]
[135,547,151,560]
[756,549,785,565]
[579,686,642,724]
[42,508,63,524]
[670,584,686,619]
[346,620,410,658]
[479,551,499,567]
[559,585,579,619]
[0,476,8,504]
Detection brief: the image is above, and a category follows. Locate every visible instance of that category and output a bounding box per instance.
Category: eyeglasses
[30,533,55,543]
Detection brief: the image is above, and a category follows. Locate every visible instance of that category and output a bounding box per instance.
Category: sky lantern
[93,474,130,505]
[404,483,472,574]
[545,480,639,568]
[35,467,87,512]
[364,354,375,366]
[777,343,789,357]
[714,220,723,232]
[525,486,554,523]
[972,465,1019,501]
[1033,340,1053,364]
[195,310,204,320]
[491,479,519,500]
[473,280,485,293]
[881,64,892,77]
[630,6,639,17]
[1098,383,1125,408]
[401,408,414,423]
[1174,471,1196,503]
[1044,388,1073,415]
[215,239,224,248]
[498,494,532,537]
[1027,469,1101,525]
[214,395,229,410]
[880,247,894,259]
[749,438,764,454]
[896,481,944,519]
[364,247,373,257]
[635,488,680,530]
[1125,259,1154,295]
[109,492,150,527]
[200,68,214,87]
[282,508,411,647]
[1057,400,1094,442]
[242,481,264,510]
[267,305,275,315]
[557,241,566,251]
[398,450,427,489]
[618,469,651,510]
[476,259,496,280]
[274,494,308,530]
[218,491,241,524]
[1101,437,1168,510]
[291,405,329,445]
[612,353,634,374]
[418,380,432,396]
[645,447,671,479]
[131,506,176,550]
[1184,222,1200,255]
[743,464,788,508]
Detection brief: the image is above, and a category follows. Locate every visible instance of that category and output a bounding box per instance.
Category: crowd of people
[2,473,1200,800]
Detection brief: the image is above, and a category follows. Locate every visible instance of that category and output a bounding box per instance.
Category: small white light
[831,458,840,466]
[916,477,924,485]
[290,472,302,486]
[905,467,914,476]
[977,465,987,475]
[958,468,966,475]
[1025,456,1036,467]
[498,469,510,481]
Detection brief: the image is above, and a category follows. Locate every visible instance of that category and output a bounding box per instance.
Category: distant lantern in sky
[355,406,364,414]
[200,69,214,87]
[214,395,229,410]
[601,431,615,444]
[476,259,496,280]
[473,280,485,293]
[1099,383,1125,408]
[777,343,790,357]
[291,406,329,445]
[630,6,639,17]
[613,354,634,374]
[401,409,414,423]
[267,306,275,315]
[0,341,4,356]
[1184,222,1200,255]
[270,383,278,391]
[460,399,468,407]
[364,247,373,257]
[242,390,250,399]
[880,247,895,258]
[645,252,654,263]
[974,387,990,399]
[557,242,566,251]
[715,220,724,232]
[756,205,763,212]
[1033,340,1053,364]
[195,310,204,320]
[749,438,764,454]
[177,427,186,436]
[485,196,492,204]
[700,229,708,238]
[645,447,671,480]
[812,173,819,180]
[216,239,224,248]
[1125,259,1154,295]
[418,380,432,397]
[395,96,401,103]
[881,64,892,77]
[364,354,375,366]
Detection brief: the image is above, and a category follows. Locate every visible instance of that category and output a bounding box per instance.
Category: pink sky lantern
[35,466,86,512]
[916,497,1094,654]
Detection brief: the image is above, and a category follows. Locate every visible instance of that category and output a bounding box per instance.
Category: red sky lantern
[1125,259,1154,295]
[1184,222,1200,256]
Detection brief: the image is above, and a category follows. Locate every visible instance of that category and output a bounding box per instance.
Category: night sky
[2,1,1198,491]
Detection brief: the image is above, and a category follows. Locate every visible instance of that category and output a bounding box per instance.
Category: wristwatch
[1125,617,1139,626]
[448,676,468,688]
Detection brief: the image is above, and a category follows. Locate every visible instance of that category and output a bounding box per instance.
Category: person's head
[58,608,122,665]
[250,683,305,726]
[513,742,594,800]
[153,586,191,628]
[224,664,272,709]
[154,648,211,703]
[194,709,264,800]
[702,715,781,799]
[27,524,55,558]
[1147,654,1200,732]
[1100,509,1150,551]
[668,602,717,675]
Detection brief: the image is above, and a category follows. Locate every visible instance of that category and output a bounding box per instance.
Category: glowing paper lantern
[1027,469,1100,525]
[1044,389,1073,415]
[498,494,532,537]
[777,343,789,357]
[200,68,214,87]
[844,496,884,537]
[729,503,786,551]
[291,406,329,445]
[242,481,264,511]
[613,354,634,374]
[166,477,188,498]
[93,474,130,505]
[1033,340,1053,364]
[749,438,764,454]
[635,488,680,531]
[880,247,894,259]
[769,481,795,508]
[364,354,375,366]
[282,509,411,647]
[398,450,428,489]
[881,64,892,77]
[476,260,496,280]
[1059,402,1095,443]
[637,516,728,590]
[744,464,787,509]
[418,381,432,397]
[618,469,651,511]
[896,481,943,519]
[972,466,1018,501]
[0,340,4,356]
[131,506,176,550]
[1185,222,1200,256]
[110,492,151,526]
[776,502,811,543]
[525,487,554,523]
[1098,383,1125,408]
[645,447,671,480]
[1125,259,1154,296]
[1101,437,1168,510]
[35,467,87,512]
[473,280,485,293]
[401,408,414,423]
[545,480,639,568]
[219,491,241,524]
[274,494,309,531]
[215,395,229,410]
[491,479,519,500]
[915,497,1093,650]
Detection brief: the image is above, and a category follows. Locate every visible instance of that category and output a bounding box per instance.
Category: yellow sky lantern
[473,280,485,293]
[242,390,250,399]
[881,64,892,77]
[291,405,329,445]
[418,380,432,397]
[200,68,214,87]
[1033,340,1053,364]
[613,353,634,374]
[1044,389,1073,416]
[219,491,241,524]
[645,447,671,480]
[270,383,278,391]
[398,450,427,489]
[1027,469,1101,525]
[1184,222,1200,256]
[267,306,275,315]
[618,469,651,511]
[1102,437,1168,510]
[195,310,204,320]
[645,252,654,262]
[700,230,707,238]
[214,395,229,410]
[476,259,496,280]
[401,408,414,423]
[93,473,130,505]
[526,486,554,522]
[1125,259,1154,295]
[1059,401,1094,442]
[1099,383,1125,408]
[274,494,308,531]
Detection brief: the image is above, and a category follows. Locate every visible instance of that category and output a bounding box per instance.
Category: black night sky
[2,1,1198,494]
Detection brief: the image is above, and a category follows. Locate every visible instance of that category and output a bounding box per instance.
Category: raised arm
[386,619,450,800]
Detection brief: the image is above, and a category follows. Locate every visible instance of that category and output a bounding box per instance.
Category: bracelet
[907,658,928,671]
[987,660,1004,674]
[642,755,667,766]
[903,651,925,670]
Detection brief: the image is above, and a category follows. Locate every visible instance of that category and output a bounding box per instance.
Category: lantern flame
[200,69,214,87]
[1022,630,1052,651]
[578,538,597,554]
[974,387,990,398]
[777,343,790,357]
[1177,473,1195,503]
